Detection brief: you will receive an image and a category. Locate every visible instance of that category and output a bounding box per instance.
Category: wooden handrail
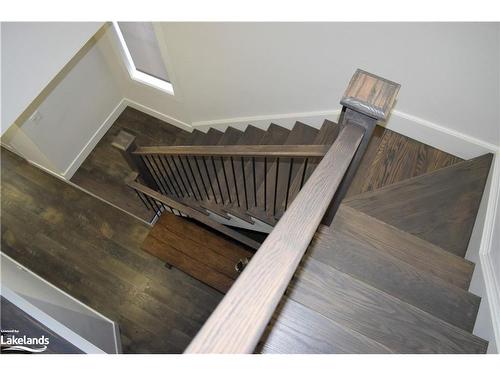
[184,123,365,353]
[133,144,330,157]
[126,175,262,250]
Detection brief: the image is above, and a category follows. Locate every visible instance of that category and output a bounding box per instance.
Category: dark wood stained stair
[344,154,493,257]
[259,153,492,353]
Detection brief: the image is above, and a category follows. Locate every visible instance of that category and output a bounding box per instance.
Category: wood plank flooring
[1,148,222,353]
[71,106,189,222]
[142,213,254,293]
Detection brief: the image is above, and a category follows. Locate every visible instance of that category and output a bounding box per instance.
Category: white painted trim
[478,152,500,351]
[123,98,193,132]
[192,108,499,159]
[386,110,499,159]
[111,22,174,96]
[62,98,128,179]
[192,109,342,133]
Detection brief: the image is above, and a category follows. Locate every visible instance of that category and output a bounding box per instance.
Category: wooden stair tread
[287,257,488,353]
[174,130,198,146]
[345,127,463,199]
[314,119,341,144]
[259,123,290,145]
[344,154,493,257]
[311,207,480,332]
[188,130,208,145]
[258,298,392,354]
[331,205,475,289]
[204,128,224,145]
[142,213,253,293]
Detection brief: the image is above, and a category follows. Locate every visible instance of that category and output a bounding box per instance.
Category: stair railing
[183,69,400,353]
[113,133,331,222]
[124,171,263,250]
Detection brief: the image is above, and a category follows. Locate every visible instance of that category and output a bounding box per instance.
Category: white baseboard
[478,152,500,351]
[192,108,499,159]
[62,99,128,179]
[192,109,342,133]
[123,98,193,132]
[386,110,499,159]
[61,97,193,179]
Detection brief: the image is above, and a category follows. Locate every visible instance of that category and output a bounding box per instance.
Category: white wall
[1,22,103,134]
[1,25,122,177]
[145,22,498,147]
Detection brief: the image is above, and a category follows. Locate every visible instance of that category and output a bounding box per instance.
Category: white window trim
[112,22,174,96]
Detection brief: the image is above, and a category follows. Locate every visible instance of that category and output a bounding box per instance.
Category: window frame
[112,22,174,96]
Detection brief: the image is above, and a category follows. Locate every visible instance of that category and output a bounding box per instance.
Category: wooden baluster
[220,157,233,204]
[263,158,267,211]
[240,157,249,209]
[300,158,309,189]
[194,156,211,201]
[153,155,176,196]
[183,155,204,201]
[202,156,219,204]
[144,194,161,219]
[230,157,241,207]
[177,155,200,200]
[166,156,188,197]
[135,189,152,211]
[252,157,257,208]
[284,158,295,210]
[170,155,191,198]
[272,158,280,216]
[158,155,182,198]
[210,156,225,204]
[144,155,170,195]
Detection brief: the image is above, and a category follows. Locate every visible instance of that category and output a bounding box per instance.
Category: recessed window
[113,22,174,95]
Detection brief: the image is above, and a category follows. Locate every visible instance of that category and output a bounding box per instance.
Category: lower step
[142,213,253,293]
[258,298,392,354]
[287,257,487,353]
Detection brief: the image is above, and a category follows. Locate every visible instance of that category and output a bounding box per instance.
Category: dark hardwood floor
[1,149,222,353]
[71,107,190,222]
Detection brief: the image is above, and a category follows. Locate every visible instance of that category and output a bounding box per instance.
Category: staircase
[110,69,493,353]
[258,154,492,353]
[113,120,339,236]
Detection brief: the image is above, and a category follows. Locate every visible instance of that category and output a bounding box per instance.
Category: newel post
[112,130,158,190]
[323,69,400,225]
